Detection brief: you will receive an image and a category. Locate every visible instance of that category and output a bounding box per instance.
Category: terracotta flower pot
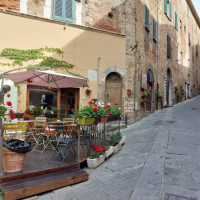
[2,147,26,173]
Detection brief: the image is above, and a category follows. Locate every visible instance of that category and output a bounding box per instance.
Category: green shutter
[145,4,149,29]
[164,0,167,14]
[54,0,63,18]
[153,18,156,40]
[170,1,172,21]
[175,11,178,29]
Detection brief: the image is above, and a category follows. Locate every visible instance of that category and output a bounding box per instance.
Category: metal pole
[77,125,80,163]
[97,57,101,101]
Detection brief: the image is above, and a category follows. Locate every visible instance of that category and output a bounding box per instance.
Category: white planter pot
[113,143,122,154]
[105,146,114,159]
[119,136,126,146]
[87,154,105,169]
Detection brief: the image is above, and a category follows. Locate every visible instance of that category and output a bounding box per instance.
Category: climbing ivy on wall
[0,46,86,79]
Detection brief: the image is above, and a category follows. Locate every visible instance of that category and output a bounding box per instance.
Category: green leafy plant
[110,132,122,145]
[52,107,59,114]
[25,105,43,116]
[143,91,150,96]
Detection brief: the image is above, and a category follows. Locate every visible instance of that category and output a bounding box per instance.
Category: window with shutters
[167,35,171,59]
[53,0,74,23]
[175,11,178,30]
[145,4,150,31]
[152,18,157,41]
[164,0,172,21]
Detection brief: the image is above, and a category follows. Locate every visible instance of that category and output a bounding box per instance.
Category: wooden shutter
[153,18,156,40]
[54,0,63,18]
[175,11,178,29]
[167,35,171,58]
[65,0,73,21]
[170,1,172,21]
[164,0,167,14]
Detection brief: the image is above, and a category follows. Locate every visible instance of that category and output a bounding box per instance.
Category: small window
[180,20,182,34]
[167,35,171,58]
[153,18,157,41]
[145,4,150,31]
[188,32,191,46]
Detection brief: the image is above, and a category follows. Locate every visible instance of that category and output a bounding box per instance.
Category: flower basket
[100,116,108,123]
[87,154,105,169]
[108,115,117,122]
[94,117,101,124]
[78,117,95,125]
[105,146,114,159]
[85,89,91,95]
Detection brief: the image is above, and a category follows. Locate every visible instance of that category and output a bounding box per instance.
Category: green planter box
[78,117,95,125]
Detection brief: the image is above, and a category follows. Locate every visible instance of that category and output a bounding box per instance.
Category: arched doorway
[146,69,154,111]
[105,72,122,107]
[166,68,171,105]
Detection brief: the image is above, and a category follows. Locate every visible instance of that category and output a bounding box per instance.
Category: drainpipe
[97,57,101,101]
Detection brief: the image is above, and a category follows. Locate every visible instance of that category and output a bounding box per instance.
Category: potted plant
[87,145,106,169]
[52,107,59,118]
[73,102,99,125]
[85,89,92,95]
[23,114,31,120]
[45,109,53,118]
[110,132,122,154]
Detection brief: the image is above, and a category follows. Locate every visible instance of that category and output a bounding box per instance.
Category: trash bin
[3,139,32,173]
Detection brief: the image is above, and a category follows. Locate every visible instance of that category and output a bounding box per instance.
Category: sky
[192,0,200,18]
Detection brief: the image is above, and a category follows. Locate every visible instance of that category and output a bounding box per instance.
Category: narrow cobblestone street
[26,96,200,200]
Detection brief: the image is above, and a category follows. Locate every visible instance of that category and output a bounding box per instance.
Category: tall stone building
[0,0,199,124]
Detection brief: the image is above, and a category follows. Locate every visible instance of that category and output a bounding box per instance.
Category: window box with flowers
[87,145,107,169]
[105,144,114,159]
[23,114,31,121]
[25,105,43,118]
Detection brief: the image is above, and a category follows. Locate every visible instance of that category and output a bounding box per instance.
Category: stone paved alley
[25,96,200,200]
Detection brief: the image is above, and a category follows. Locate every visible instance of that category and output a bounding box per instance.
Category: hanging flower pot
[78,117,95,125]
[85,89,92,95]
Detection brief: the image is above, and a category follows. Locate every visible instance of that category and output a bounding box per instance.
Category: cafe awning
[1,70,88,89]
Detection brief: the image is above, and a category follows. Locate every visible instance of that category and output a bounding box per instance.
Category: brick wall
[0,0,19,11]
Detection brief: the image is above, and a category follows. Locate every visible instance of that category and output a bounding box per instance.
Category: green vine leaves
[0,46,86,79]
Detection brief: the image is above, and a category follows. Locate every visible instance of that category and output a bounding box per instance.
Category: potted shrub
[52,107,59,118]
[87,145,106,169]
[110,132,122,154]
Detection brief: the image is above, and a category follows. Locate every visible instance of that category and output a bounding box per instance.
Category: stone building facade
[0,0,199,124]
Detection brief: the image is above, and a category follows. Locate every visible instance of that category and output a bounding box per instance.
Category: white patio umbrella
[1,70,88,88]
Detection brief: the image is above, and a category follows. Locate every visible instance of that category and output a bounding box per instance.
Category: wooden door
[105,81,121,107]
[166,69,171,105]
[146,83,152,111]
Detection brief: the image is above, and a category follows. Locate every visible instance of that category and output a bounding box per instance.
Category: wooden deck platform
[0,148,89,200]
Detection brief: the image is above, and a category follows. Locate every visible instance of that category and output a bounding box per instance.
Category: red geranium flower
[71,108,75,112]
[35,110,38,113]
[27,79,32,83]
[107,105,110,108]
[98,106,101,109]
[45,112,47,115]
[10,114,15,120]
[114,103,118,105]
[107,110,111,114]
[94,146,99,150]
[88,101,92,104]
[6,101,12,106]
[104,106,107,109]
[25,110,28,113]
[102,145,107,151]
[9,109,14,114]
[94,104,97,107]
[93,108,97,112]
[97,149,102,154]
[33,104,35,106]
